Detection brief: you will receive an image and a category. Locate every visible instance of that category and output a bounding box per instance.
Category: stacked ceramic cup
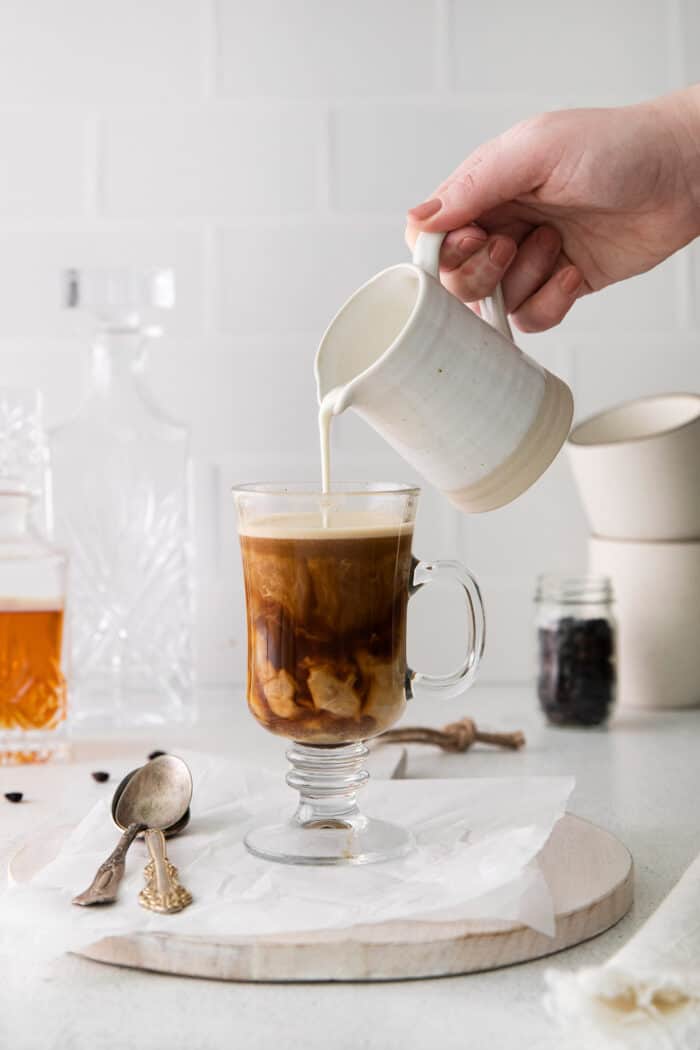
[567,394,700,710]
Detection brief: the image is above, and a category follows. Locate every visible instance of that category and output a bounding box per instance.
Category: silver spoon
[110,766,191,839]
[72,754,192,907]
[111,760,193,913]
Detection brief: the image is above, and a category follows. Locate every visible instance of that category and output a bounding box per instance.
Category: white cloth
[0,751,573,960]
[545,851,700,1049]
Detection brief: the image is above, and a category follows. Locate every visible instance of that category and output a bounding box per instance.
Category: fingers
[404,221,487,261]
[405,221,516,291]
[439,226,488,269]
[407,117,552,232]
[405,220,518,302]
[512,263,585,333]
[501,226,562,313]
[440,235,517,303]
[405,217,575,325]
[406,199,584,330]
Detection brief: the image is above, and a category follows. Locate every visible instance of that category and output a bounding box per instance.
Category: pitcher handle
[407,557,486,700]
[412,231,513,341]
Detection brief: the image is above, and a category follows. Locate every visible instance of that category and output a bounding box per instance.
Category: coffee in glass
[241,511,412,744]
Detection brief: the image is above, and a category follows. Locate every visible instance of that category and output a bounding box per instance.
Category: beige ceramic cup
[568,394,700,541]
[590,535,700,709]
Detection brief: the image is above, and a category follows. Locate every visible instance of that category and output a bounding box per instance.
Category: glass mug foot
[245,742,413,866]
[245,818,413,867]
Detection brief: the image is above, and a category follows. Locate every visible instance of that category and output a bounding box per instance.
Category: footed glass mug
[233,482,485,865]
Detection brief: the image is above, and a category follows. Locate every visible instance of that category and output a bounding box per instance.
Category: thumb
[408,118,552,231]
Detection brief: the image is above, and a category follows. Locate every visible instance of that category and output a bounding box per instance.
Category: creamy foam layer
[0,598,64,612]
[240,510,414,540]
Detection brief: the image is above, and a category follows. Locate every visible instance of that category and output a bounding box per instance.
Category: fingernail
[560,266,583,295]
[408,198,442,220]
[489,238,516,268]
[459,227,488,249]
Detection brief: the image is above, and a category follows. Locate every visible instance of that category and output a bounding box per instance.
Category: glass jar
[534,575,616,727]
[0,484,68,763]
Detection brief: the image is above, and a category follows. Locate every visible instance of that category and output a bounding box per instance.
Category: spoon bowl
[112,757,192,838]
[114,754,192,832]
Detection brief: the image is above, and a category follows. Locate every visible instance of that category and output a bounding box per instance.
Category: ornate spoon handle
[72,821,146,907]
[138,828,192,915]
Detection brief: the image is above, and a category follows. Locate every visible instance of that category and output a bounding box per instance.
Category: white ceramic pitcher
[315,232,574,513]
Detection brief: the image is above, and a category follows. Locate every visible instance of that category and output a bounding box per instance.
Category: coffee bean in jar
[534,576,616,726]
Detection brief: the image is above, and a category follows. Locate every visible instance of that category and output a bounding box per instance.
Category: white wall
[0,0,698,692]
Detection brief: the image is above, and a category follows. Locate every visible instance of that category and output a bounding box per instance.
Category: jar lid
[535,574,613,604]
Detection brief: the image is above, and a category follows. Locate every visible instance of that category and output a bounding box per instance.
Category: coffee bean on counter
[4,792,23,803]
[148,750,167,760]
[91,771,110,783]
[537,617,615,727]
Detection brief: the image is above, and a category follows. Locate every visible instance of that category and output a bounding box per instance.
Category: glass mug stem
[408,558,486,699]
[287,741,369,828]
[247,740,413,865]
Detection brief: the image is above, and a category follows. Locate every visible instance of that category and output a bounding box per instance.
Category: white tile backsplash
[0,0,697,691]
[471,575,538,684]
[572,334,700,422]
[450,0,672,102]
[217,222,404,333]
[0,341,87,426]
[102,107,321,217]
[464,453,589,581]
[0,0,204,103]
[215,0,438,98]
[330,101,532,215]
[686,239,700,329]
[562,258,685,334]
[148,336,321,463]
[679,0,700,83]
[0,113,88,217]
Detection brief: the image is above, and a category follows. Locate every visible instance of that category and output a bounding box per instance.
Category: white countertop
[1,686,698,1050]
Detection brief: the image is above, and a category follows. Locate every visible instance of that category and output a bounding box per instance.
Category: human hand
[405,89,700,332]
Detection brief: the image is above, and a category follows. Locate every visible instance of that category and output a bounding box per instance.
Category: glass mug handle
[407,557,486,699]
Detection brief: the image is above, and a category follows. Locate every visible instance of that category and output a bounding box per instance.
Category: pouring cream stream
[319,387,342,496]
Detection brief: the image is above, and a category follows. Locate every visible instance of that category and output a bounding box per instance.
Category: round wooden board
[70,815,632,982]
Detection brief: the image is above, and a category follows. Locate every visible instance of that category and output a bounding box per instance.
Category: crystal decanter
[50,269,195,727]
